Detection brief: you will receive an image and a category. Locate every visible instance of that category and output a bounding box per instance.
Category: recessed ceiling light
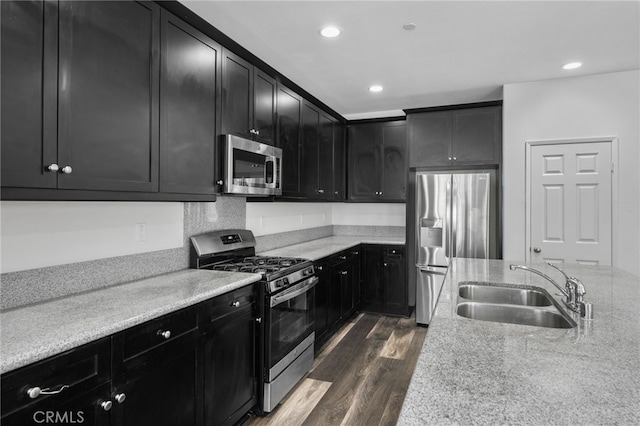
[319,26,341,38]
[369,85,383,93]
[403,22,417,31]
[562,62,582,70]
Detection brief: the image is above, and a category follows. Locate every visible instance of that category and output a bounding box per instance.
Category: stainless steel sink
[456,301,576,328]
[458,283,553,306]
[455,282,576,328]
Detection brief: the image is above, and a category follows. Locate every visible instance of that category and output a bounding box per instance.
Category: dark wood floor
[248,313,428,426]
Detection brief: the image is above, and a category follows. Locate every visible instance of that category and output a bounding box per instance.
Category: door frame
[525,137,619,264]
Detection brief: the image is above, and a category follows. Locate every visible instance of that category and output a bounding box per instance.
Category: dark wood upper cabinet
[276,84,302,196]
[221,49,275,144]
[332,123,346,201]
[56,0,160,192]
[348,120,407,202]
[159,10,221,195]
[407,105,502,168]
[1,0,58,189]
[300,102,321,197]
[298,102,342,199]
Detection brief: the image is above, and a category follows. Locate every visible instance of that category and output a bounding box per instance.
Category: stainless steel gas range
[190,230,317,414]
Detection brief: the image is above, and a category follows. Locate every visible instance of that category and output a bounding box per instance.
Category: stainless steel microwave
[219,134,282,196]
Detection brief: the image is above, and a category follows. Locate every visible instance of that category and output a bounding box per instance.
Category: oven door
[265,276,317,374]
[222,134,282,196]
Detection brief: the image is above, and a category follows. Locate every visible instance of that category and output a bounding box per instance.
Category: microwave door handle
[270,276,319,307]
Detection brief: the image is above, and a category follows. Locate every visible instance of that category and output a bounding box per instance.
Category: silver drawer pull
[27,384,70,399]
[101,400,112,411]
[231,301,240,308]
[115,393,126,404]
[157,329,171,339]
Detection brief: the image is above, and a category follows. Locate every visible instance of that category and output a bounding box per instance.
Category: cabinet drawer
[1,338,110,417]
[120,307,198,361]
[202,285,255,325]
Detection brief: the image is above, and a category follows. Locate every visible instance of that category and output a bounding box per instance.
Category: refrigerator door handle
[445,178,452,258]
[417,266,447,276]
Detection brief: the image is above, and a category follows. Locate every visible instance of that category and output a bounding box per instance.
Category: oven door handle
[270,276,319,308]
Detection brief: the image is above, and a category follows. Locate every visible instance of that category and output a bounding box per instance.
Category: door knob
[533,247,542,253]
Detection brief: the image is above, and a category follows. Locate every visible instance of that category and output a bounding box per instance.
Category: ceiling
[182,1,640,119]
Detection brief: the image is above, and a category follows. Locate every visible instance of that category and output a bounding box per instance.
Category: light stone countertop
[398,258,640,425]
[259,235,405,260]
[0,269,261,374]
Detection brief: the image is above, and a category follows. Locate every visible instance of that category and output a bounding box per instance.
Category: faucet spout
[509,264,569,297]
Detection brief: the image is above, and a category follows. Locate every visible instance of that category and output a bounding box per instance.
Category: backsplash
[0,197,246,310]
[1,198,404,310]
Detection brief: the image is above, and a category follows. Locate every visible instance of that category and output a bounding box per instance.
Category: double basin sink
[456,282,576,328]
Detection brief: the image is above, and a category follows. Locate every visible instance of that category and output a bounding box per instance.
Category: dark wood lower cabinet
[0,286,258,426]
[202,286,257,426]
[315,248,361,351]
[360,244,409,317]
[112,334,201,426]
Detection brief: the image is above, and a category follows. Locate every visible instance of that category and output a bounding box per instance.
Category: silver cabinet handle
[26,385,70,399]
[339,255,347,260]
[61,165,73,174]
[352,251,359,255]
[453,157,457,160]
[317,265,324,271]
[157,330,171,339]
[216,180,224,185]
[318,189,325,194]
[255,317,262,323]
[115,393,126,404]
[334,191,339,195]
[101,401,112,411]
[533,247,542,253]
[231,301,240,308]
[46,163,59,172]
[340,270,348,275]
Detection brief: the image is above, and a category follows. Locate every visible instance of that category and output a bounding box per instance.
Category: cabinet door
[314,261,330,343]
[349,124,380,200]
[1,0,57,188]
[408,111,452,168]
[339,261,355,318]
[57,1,160,192]
[160,11,220,195]
[221,50,252,139]
[300,102,321,197]
[452,107,502,165]
[383,248,407,312]
[328,265,343,329]
[113,334,200,426]
[361,246,383,308]
[276,85,302,196]
[253,69,276,144]
[318,113,335,199]
[204,305,256,426]
[380,122,407,201]
[332,124,346,200]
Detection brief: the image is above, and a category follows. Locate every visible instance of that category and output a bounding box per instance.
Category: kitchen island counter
[0,269,261,374]
[259,235,405,260]
[398,258,640,425]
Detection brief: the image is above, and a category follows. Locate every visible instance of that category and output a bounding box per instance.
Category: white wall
[503,70,640,275]
[246,202,333,236]
[246,202,406,236]
[332,203,405,226]
[0,202,184,273]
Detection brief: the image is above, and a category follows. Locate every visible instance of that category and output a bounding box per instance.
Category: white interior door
[529,141,612,265]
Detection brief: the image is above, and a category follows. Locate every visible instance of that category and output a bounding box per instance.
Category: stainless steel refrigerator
[408,170,500,325]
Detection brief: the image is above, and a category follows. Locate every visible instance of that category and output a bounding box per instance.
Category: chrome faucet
[509,263,593,319]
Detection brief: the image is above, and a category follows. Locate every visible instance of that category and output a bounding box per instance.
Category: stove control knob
[283,278,290,286]
[275,279,284,288]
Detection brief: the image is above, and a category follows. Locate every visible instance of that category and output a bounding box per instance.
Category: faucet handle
[546,262,571,280]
